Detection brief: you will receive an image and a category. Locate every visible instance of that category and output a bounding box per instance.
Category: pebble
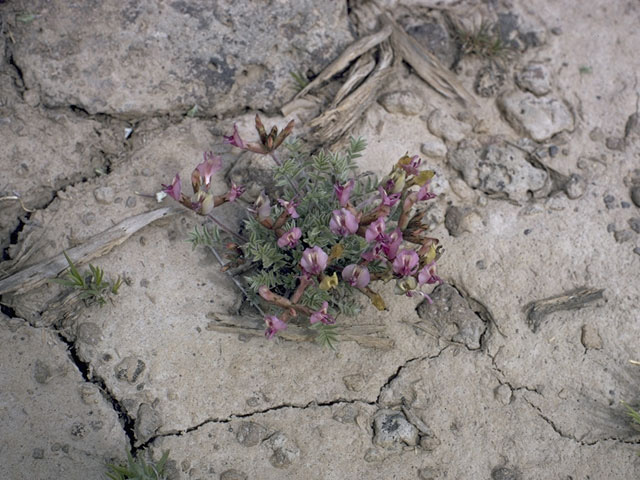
[34,359,52,384]
[265,432,300,468]
[634,247,640,256]
[494,384,512,405]
[378,90,425,116]
[141,168,152,177]
[76,322,103,346]
[427,109,471,143]
[492,466,521,480]
[603,194,616,209]
[81,212,96,226]
[332,404,359,424]
[606,223,616,233]
[23,89,41,107]
[235,421,267,447]
[114,356,146,383]
[418,467,440,480]
[419,435,441,451]
[581,324,602,350]
[125,196,137,208]
[548,145,559,157]
[622,201,631,209]
[79,384,100,405]
[628,218,640,233]
[564,174,586,199]
[363,447,385,463]
[475,64,505,97]
[420,138,447,158]
[589,127,604,142]
[342,373,366,392]
[220,469,248,480]
[605,137,625,151]
[476,260,487,270]
[625,112,640,139]
[135,403,162,444]
[93,186,115,204]
[631,186,640,207]
[372,409,419,448]
[614,230,634,243]
[516,63,552,96]
[32,447,44,459]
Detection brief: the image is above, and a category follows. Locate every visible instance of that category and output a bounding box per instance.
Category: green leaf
[312,323,339,350]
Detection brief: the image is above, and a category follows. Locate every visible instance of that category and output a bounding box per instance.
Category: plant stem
[270,150,303,196]
[206,214,246,243]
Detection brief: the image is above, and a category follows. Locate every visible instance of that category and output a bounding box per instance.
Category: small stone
[492,466,521,480]
[628,218,640,233]
[378,90,425,116]
[622,201,631,208]
[79,384,100,405]
[246,397,260,407]
[631,186,640,207]
[70,422,86,438]
[427,109,472,143]
[498,91,574,142]
[420,139,447,158]
[94,186,115,204]
[115,357,146,383]
[34,359,52,384]
[76,322,103,346]
[516,63,552,96]
[605,137,625,151]
[475,64,505,97]
[494,384,512,405]
[81,212,96,226]
[125,196,137,208]
[363,447,386,463]
[372,409,419,448]
[90,420,104,431]
[550,27,562,35]
[419,435,441,451]
[614,230,634,243]
[342,373,365,392]
[581,324,602,350]
[444,206,481,237]
[475,260,486,270]
[220,469,248,480]
[141,168,152,177]
[32,447,44,459]
[604,194,616,209]
[625,112,640,140]
[332,404,359,424]
[135,403,162,444]
[51,443,61,452]
[265,432,300,469]
[523,229,532,235]
[589,127,605,142]
[407,22,457,68]
[564,174,587,199]
[235,421,267,447]
[23,89,40,107]
[633,247,640,256]
[607,223,616,233]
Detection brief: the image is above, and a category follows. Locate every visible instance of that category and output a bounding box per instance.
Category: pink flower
[161,174,181,201]
[192,152,223,192]
[277,227,302,249]
[418,262,442,286]
[400,155,422,176]
[226,182,245,202]
[381,228,403,260]
[378,186,401,207]
[334,179,355,207]
[416,182,436,201]
[342,264,370,289]
[329,208,359,236]
[264,315,287,339]
[392,249,419,276]
[310,301,336,325]
[300,246,328,276]
[223,123,246,149]
[365,217,386,243]
[278,198,300,219]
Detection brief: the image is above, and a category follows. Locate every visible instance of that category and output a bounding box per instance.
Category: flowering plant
[161,116,442,346]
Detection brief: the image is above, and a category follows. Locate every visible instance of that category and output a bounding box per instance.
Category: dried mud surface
[1,1,639,479]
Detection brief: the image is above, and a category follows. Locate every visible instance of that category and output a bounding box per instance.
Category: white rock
[378,90,425,116]
[498,91,574,142]
[421,137,447,158]
[516,63,552,96]
[427,109,472,143]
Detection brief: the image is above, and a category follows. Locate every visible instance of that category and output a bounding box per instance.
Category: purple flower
[300,246,328,276]
[161,174,181,201]
[378,186,401,207]
[226,182,246,202]
[192,152,223,192]
[310,301,336,325]
[277,227,302,249]
[278,198,300,219]
[381,228,403,260]
[365,217,386,243]
[418,262,442,286]
[334,179,355,207]
[342,264,370,289]
[264,315,287,339]
[392,249,419,276]
[223,123,246,149]
[400,155,422,176]
[329,208,359,237]
[416,182,436,201]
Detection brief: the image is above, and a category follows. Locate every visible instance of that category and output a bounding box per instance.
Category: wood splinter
[524,287,605,333]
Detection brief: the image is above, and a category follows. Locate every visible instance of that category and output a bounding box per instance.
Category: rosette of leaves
[105,450,170,480]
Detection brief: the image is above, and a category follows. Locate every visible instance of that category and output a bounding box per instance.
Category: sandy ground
[1,0,639,479]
